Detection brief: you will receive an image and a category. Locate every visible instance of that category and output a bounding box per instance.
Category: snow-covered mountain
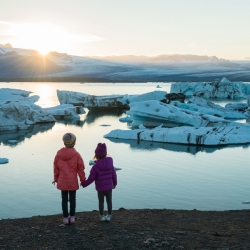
[0,44,250,82]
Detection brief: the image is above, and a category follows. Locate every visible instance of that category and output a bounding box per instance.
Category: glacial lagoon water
[1,82,250,219]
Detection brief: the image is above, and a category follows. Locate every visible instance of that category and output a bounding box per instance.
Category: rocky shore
[0,208,250,250]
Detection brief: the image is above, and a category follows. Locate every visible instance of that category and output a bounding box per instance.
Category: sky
[0,0,249,59]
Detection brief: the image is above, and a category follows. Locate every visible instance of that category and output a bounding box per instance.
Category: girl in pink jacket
[52,133,86,225]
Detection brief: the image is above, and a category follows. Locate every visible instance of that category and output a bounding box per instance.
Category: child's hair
[63,133,76,148]
[93,154,106,160]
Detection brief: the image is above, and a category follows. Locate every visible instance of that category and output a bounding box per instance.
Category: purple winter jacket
[81,157,117,192]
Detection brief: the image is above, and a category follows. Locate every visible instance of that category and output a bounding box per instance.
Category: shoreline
[1,208,250,249]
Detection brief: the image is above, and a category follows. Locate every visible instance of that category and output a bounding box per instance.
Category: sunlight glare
[36,84,54,108]
[1,21,103,56]
[38,48,49,56]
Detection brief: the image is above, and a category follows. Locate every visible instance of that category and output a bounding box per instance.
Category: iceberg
[172,97,249,119]
[0,88,32,106]
[57,90,167,110]
[170,77,250,99]
[225,102,248,112]
[42,104,85,117]
[0,158,8,164]
[119,115,133,123]
[0,100,56,132]
[126,100,247,128]
[104,126,250,145]
[0,88,85,132]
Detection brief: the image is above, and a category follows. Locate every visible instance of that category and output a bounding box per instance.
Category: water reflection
[0,123,55,147]
[83,109,125,124]
[55,117,86,127]
[106,138,250,155]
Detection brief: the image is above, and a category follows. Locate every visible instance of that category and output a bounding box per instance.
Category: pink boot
[70,216,75,224]
[63,217,69,225]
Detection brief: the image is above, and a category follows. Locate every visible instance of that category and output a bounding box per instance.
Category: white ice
[170,77,250,99]
[119,115,133,123]
[126,100,247,128]
[0,88,84,132]
[57,90,167,110]
[172,97,249,119]
[104,126,250,146]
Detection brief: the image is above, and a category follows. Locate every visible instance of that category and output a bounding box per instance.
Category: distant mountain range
[0,43,250,82]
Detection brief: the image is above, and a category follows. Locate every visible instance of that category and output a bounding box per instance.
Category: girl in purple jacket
[81,143,117,221]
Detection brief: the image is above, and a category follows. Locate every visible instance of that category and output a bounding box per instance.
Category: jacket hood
[56,147,78,161]
[96,157,113,171]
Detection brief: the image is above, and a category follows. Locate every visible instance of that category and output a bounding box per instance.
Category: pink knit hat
[63,133,76,148]
[95,143,107,157]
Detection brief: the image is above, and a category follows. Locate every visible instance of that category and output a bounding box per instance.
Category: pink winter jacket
[53,147,86,190]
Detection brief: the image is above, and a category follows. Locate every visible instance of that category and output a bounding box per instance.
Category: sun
[38,48,50,56]
[12,22,65,56]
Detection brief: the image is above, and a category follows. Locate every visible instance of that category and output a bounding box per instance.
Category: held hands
[113,185,116,189]
[52,181,56,185]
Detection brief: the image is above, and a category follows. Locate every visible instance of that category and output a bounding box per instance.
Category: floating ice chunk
[170,77,250,99]
[0,158,8,164]
[8,140,18,143]
[127,100,247,128]
[0,100,56,132]
[242,201,250,204]
[104,126,250,145]
[57,89,167,110]
[225,102,248,111]
[119,115,133,123]
[89,160,96,165]
[0,88,33,106]
[156,85,162,88]
[100,124,111,126]
[43,104,85,117]
[176,97,249,119]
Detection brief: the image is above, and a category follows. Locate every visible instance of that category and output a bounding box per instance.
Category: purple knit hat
[63,133,76,148]
[95,143,107,157]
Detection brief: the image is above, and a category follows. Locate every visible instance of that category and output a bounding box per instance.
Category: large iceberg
[0,88,32,105]
[126,100,247,128]
[170,77,250,99]
[57,90,167,110]
[0,100,56,132]
[104,126,250,145]
[172,97,249,119]
[40,104,85,117]
[0,88,84,132]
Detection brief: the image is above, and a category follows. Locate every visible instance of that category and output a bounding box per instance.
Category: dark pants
[98,190,112,215]
[61,190,76,218]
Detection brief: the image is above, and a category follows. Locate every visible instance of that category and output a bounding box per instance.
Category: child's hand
[52,181,56,185]
[113,185,116,189]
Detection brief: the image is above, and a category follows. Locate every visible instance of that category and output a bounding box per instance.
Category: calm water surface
[0,82,250,219]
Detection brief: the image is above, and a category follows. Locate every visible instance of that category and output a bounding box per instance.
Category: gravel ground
[0,208,250,250]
